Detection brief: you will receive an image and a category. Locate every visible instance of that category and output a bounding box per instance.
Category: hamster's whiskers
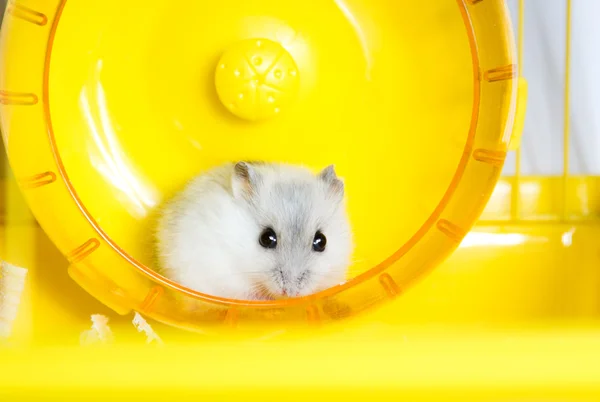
[248,282,276,301]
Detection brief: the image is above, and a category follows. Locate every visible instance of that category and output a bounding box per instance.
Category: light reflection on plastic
[334,0,373,80]
[561,227,575,247]
[79,60,159,217]
[459,232,529,248]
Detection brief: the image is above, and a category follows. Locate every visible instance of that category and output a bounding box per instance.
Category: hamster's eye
[312,231,327,252]
[259,227,278,249]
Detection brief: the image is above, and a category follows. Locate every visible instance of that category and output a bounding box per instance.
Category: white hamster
[155,161,353,300]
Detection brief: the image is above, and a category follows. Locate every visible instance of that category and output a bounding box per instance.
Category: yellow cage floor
[2,216,600,398]
[3,325,600,400]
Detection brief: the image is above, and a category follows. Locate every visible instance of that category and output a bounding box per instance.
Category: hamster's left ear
[232,161,260,199]
[318,165,344,199]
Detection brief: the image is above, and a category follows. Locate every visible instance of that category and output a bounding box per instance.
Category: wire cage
[482,0,600,224]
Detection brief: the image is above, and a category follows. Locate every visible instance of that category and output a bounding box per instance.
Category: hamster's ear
[318,165,344,200]
[232,161,259,199]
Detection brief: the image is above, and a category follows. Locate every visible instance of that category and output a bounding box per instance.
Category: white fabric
[504,0,600,175]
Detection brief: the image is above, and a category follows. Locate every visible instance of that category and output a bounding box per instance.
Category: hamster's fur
[155,162,353,300]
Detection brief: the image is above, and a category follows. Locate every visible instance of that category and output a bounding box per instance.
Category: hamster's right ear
[318,165,344,200]
[232,161,259,199]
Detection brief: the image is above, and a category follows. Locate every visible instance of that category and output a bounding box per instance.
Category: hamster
[155,161,353,301]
